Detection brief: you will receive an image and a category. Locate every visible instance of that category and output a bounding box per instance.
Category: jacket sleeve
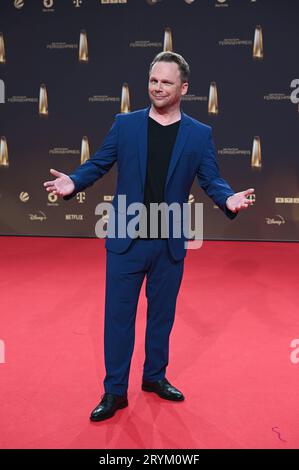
[196,127,237,219]
[63,115,119,201]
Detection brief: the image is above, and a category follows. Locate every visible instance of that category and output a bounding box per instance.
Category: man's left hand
[226,188,255,213]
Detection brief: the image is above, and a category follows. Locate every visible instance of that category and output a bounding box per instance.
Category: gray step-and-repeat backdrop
[0,0,298,240]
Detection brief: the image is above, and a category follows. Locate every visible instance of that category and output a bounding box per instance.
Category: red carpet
[0,237,298,449]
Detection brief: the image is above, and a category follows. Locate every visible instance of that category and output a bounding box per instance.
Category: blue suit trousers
[103,238,184,395]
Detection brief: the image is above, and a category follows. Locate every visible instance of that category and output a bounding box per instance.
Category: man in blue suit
[44,52,254,421]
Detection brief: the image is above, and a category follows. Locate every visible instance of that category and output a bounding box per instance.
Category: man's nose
[154,82,163,92]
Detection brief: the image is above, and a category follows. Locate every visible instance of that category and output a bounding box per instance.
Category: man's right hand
[43,168,75,197]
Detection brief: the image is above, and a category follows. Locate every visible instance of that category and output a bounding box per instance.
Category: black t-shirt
[137,116,180,239]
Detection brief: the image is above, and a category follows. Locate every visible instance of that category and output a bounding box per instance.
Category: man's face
[148,61,188,110]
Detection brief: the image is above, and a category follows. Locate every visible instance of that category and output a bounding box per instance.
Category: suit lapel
[165,112,191,189]
[137,107,150,193]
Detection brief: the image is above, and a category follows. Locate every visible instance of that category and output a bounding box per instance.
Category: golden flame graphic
[163,27,173,52]
[80,136,90,164]
[251,136,262,169]
[121,83,130,113]
[39,84,48,116]
[0,137,9,167]
[0,32,5,63]
[208,82,219,115]
[79,30,88,62]
[253,25,263,60]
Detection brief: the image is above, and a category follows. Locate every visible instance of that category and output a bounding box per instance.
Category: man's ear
[181,82,189,96]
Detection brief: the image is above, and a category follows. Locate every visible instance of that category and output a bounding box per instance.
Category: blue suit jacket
[65,106,236,260]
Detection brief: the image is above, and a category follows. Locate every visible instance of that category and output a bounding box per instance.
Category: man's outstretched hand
[43,168,75,197]
[226,188,255,213]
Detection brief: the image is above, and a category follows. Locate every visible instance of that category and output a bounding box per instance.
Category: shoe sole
[142,385,184,401]
[89,401,128,422]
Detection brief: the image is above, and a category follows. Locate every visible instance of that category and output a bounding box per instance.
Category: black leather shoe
[142,378,184,401]
[90,393,128,421]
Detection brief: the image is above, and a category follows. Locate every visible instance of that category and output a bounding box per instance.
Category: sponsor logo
[65,214,84,220]
[29,211,47,221]
[43,0,53,7]
[265,215,285,226]
[76,192,86,203]
[19,192,29,202]
[43,0,54,11]
[14,0,24,9]
[275,197,299,204]
[47,192,59,206]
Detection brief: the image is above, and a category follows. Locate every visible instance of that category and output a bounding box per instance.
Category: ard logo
[44,0,54,7]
